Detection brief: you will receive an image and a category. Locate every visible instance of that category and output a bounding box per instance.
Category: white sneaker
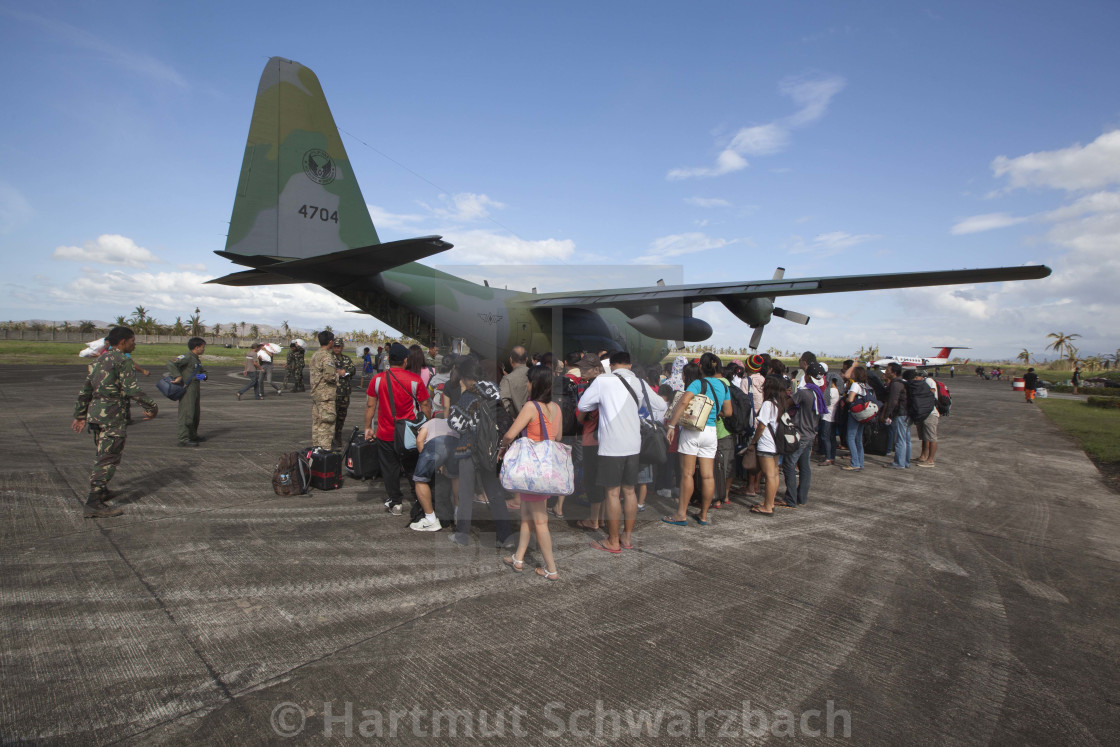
[410,516,441,532]
[389,504,403,516]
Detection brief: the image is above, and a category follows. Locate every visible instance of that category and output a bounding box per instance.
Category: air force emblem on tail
[478,312,504,326]
[302,149,336,185]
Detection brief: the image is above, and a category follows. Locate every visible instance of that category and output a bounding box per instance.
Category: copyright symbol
[271,702,306,738]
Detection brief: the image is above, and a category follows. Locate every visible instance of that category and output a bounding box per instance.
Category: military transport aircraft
[209,57,1051,364]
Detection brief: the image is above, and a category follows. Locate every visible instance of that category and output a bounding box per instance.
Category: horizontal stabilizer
[208,236,452,288]
[213,252,285,268]
[205,268,304,286]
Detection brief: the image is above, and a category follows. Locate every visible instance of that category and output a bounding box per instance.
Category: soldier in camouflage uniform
[309,331,344,451]
[331,338,357,450]
[285,342,306,392]
[167,337,207,446]
[71,326,158,518]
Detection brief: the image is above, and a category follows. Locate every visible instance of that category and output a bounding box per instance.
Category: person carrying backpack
[446,356,514,548]
[781,362,827,506]
[842,366,876,471]
[914,370,941,468]
[881,363,911,469]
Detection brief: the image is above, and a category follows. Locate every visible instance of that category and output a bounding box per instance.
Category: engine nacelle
[627,313,713,342]
[721,297,773,327]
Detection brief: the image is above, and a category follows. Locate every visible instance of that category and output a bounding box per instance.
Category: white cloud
[685,197,732,208]
[0,181,33,234]
[177,263,207,271]
[2,8,187,89]
[47,268,354,328]
[441,229,575,265]
[788,230,880,255]
[52,234,162,268]
[991,130,1120,192]
[636,232,744,263]
[367,204,426,231]
[780,74,848,127]
[667,74,845,181]
[421,193,505,223]
[950,212,1028,235]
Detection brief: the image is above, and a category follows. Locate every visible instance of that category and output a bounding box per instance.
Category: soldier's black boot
[84,490,124,518]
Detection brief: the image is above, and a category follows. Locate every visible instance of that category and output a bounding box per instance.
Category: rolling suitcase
[302,447,343,490]
[344,427,380,480]
[863,421,890,456]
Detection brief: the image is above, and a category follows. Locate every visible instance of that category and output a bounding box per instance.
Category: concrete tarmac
[1,366,1118,744]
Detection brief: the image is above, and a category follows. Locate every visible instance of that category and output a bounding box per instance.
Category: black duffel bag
[156,375,186,401]
[614,373,668,465]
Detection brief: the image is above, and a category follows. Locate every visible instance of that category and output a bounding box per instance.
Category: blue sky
[1,1,1118,361]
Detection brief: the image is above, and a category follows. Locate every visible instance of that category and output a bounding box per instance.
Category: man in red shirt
[363,343,432,515]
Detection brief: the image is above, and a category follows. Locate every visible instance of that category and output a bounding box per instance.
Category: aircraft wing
[526,265,1051,308]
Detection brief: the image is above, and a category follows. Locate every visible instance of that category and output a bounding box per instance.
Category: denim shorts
[413,435,459,483]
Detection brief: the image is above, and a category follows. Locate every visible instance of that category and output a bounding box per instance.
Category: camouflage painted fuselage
[220,58,668,366]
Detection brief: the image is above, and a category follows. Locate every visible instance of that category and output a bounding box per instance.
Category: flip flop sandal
[620,539,635,550]
[749,506,774,517]
[661,516,688,527]
[575,520,598,531]
[589,539,622,554]
[536,567,559,581]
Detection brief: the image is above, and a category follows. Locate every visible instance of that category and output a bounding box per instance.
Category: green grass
[0,340,247,366]
[1036,398,1120,466]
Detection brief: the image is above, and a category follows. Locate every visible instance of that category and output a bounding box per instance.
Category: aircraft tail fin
[224,57,380,261]
[932,346,971,359]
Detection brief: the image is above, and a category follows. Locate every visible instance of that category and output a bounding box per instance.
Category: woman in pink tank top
[499,366,562,581]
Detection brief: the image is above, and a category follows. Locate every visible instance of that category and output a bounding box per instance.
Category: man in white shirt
[577,351,667,553]
[257,344,283,395]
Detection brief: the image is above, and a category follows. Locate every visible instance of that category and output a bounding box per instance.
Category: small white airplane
[872,347,969,370]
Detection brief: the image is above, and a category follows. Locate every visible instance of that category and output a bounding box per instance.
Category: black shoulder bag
[615,373,668,465]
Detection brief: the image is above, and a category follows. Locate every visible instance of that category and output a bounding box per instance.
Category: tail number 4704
[298,205,339,223]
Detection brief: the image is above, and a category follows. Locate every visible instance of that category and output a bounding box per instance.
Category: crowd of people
[70,329,949,578]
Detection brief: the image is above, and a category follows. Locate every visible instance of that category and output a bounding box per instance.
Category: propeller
[773,307,811,325]
[746,267,811,350]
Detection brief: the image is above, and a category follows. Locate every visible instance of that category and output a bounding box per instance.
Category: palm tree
[1046,332,1081,361]
[250,324,260,340]
[281,320,291,337]
[1083,356,1102,372]
[1066,345,1080,368]
[1017,349,1031,365]
[212,322,222,338]
[114,314,128,327]
[78,320,96,334]
[188,314,204,336]
[172,316,186,335]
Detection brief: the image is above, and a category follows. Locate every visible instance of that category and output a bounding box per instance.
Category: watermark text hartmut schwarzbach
[270,700,852,740]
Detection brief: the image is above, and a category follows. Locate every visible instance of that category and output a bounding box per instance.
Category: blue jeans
[782,435,813,505]
[891,415,911,468]
[817,419,835,461]
[412,435,459,483]
[846,415,866,468]
[237,371,261,398]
